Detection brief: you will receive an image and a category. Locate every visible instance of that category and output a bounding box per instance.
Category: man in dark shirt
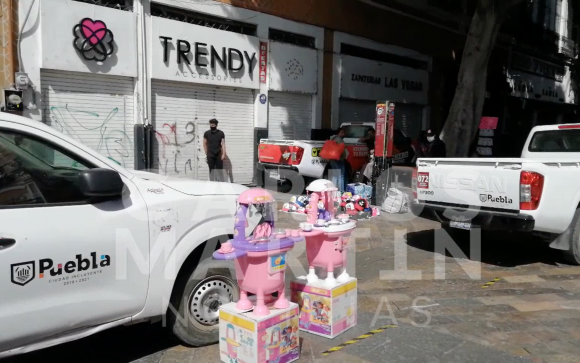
[424,129,446,157]
[359,128,375,152]
[203,119,226,182]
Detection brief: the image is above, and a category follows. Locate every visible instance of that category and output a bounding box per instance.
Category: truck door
[0,126,150,352]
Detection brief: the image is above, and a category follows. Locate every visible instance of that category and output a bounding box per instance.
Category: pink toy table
[302,222,356,286]
[213,230,303,316]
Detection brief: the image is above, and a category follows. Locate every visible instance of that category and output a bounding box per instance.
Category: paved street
[6,195,580,363]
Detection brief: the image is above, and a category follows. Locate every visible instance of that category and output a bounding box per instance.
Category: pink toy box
[290,277,357,339]
[219,302,300,363]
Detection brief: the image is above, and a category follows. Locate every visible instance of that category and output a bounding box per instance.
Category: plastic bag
[319,140,345,160]
[380,188,410,214]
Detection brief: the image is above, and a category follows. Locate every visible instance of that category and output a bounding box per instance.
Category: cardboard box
[290,277,357,338]
[219,302,300,363]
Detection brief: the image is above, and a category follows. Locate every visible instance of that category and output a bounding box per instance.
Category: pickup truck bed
[412,124,580,265]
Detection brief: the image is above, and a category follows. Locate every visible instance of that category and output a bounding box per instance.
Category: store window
[72,0,133,11]
[151,3,257,36]
[269,29,315,48]
[0,130,95,207]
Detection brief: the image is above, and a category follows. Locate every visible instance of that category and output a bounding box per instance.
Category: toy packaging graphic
[219,302,300,363]
[290,277,357,338]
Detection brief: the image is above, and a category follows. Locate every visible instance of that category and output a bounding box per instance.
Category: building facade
[3,0,577,183]
[5,0,438,184]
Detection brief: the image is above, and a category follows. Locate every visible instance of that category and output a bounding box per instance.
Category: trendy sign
[152,17,260,89]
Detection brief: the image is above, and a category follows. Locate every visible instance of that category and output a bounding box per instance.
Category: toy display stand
[300,179,358,287]
[213,188,304,317]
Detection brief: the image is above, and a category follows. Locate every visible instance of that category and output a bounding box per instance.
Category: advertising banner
[374,102,387,157]
[386,102,395,158]
[260,41,268,84]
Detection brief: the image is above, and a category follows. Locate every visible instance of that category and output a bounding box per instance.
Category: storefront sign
[73,18,114,62]
[260,42,268,84]
[512,52,565,81]
[152,17,260,89]
[507,69,575,104]
[268,42,317,94]
[41,0,137,77]
[341,55,429,105]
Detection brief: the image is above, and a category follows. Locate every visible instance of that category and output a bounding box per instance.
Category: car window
[0,129,94,207]
[529,129,580,152]
[343,125,373,139]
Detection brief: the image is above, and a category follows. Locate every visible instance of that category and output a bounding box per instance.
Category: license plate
[268,169,281,180]
[449,220,471,230]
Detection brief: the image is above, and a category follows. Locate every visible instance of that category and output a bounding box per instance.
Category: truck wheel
[168,257,239,346]
[563,209,580,265]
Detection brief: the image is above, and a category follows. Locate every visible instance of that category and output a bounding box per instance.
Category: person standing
[203,119,226,182]
[329,127,349,192]
[424,129,446,157]
[358,128,375,152]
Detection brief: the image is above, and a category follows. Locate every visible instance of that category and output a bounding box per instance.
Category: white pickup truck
[412,124,580,264]
[0,113,256,358]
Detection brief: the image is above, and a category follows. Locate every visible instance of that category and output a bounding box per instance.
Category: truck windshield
[528,129,580,152]
[343,125,373,139]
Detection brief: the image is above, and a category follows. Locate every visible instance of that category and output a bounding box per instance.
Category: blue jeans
[329,160,346,192]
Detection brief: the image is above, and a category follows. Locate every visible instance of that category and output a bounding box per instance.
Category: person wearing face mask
[424,129,446,157]
[203,119,227,182]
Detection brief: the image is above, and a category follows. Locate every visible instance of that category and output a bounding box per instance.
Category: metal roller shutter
[152,80,255,184]
[394,104,424,140]
[338,99,376,125]
[268,92,312,140]
[41,70,135,168]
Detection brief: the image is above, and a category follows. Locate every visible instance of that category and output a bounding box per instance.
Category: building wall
[0,0,17,90]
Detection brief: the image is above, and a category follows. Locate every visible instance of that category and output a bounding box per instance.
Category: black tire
[167,257,239,346]
[563,209,580,265]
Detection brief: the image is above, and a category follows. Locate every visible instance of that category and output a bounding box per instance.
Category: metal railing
[559,36,578,58]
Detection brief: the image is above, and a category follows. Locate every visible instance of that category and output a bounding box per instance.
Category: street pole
[372,101,394,207]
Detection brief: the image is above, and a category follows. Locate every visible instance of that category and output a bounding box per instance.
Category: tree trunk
[440,1,502,157]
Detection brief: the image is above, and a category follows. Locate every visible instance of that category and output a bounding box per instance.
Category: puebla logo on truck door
[11,261,35,286]
[10,252,111,287]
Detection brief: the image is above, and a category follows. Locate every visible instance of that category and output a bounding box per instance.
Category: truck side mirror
[78,168,124,200]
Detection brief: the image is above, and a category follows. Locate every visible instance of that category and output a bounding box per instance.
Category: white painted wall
[41,0,138,77]
[268,41,317,94]
[18,0,139,121]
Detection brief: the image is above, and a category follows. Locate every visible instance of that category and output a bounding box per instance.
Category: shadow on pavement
[406,228,565,268]
[4,323,178,363]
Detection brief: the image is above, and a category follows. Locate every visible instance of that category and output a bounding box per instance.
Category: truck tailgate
[416,159,522,211]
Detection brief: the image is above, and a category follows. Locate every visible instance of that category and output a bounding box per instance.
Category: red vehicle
[258,122,415,185]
